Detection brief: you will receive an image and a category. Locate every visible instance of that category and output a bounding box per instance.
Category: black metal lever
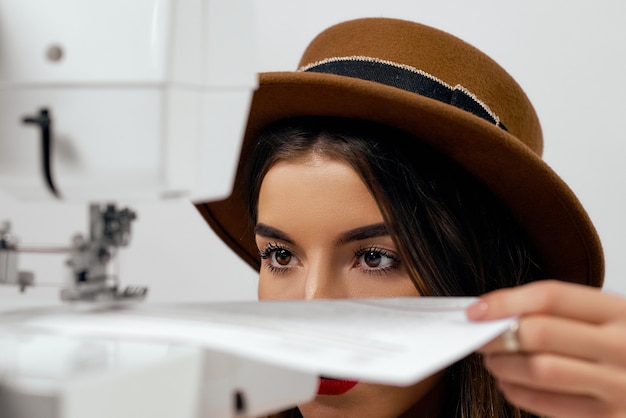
[22,108,60,198]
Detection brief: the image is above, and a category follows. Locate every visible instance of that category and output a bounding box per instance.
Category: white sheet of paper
[13,297,513,386]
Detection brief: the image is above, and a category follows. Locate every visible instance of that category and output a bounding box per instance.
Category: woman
[196,18,626,417]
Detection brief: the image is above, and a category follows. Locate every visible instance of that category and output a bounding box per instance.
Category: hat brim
[196,71,604,287]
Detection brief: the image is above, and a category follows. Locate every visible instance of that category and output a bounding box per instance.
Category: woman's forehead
[257,156,384,241]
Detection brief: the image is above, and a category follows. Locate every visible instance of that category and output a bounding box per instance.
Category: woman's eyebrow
[254,223,294,244]
[336,223,388,245]
[254,222,388,245]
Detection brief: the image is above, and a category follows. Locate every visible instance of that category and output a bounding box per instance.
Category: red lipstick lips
[317,377,359,395]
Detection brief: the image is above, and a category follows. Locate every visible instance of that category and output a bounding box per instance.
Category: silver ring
[502,320,521,352]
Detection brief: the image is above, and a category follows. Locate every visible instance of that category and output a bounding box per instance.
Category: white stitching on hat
[453,85,501,127]
[299,56,502,128]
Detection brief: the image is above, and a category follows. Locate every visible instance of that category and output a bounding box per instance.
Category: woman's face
[255,153,443,417]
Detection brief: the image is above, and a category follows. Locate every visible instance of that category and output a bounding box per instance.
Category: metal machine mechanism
[1,203,144,302]
[63,204,141,301]
[63,204,140,302]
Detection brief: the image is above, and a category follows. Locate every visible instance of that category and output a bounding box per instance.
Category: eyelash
[259,242,286,259]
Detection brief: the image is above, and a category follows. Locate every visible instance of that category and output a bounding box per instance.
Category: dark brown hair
[244,117,543,417]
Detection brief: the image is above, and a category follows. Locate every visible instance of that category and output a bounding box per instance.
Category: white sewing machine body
[0,0,257,298]
[0,0,255,202]
[0,322,316,418]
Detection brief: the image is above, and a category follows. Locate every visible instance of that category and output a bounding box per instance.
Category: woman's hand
[467,280,626,418]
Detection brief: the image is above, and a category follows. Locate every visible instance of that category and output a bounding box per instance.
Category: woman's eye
[259,243,297,272]
[354,246,400,273]
[273,248,293,266]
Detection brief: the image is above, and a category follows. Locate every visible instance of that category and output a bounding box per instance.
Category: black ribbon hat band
[300,56,507,131]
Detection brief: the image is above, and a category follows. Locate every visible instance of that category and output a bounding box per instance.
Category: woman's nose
[303,261,346,300]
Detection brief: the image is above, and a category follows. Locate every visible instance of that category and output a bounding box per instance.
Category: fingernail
[466,300,488,320]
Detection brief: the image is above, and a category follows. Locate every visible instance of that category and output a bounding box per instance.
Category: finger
[466,280,626,324]
[480,316,626,367]
[479,315,604,361]
[480,316,594,357]
[497,381,618,418]
[484,353,626,408]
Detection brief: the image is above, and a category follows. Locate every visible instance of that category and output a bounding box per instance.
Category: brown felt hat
[195,17,604,287]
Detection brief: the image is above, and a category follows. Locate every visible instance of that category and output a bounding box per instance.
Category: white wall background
[2,0,625,307]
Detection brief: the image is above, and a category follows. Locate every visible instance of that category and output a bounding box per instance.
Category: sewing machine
[0,1,319,416]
